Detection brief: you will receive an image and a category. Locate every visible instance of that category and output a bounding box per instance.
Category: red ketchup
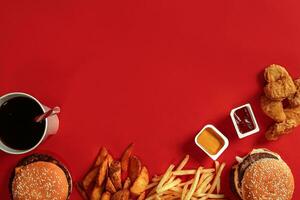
[233,107,255,134]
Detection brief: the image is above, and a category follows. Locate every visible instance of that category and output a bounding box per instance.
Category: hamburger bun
[230,149,294,200]
[10,154,72,200]
[242,159,294,200]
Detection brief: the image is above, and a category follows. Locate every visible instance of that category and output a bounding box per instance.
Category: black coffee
[0,97,45,150]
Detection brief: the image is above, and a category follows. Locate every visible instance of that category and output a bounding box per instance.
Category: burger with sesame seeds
[10,154,72,200]
[230,148,294,200]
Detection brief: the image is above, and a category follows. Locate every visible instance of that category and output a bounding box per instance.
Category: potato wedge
[90,185,103,200]
[137,191,146,200]
[94,147,108,167]
[107,154,114,166]
[76,183,88,200]
[130,166,149,196]
[109,160,122,190]
[82,167,99,191]
[121,143,134,172]
[111,189,130,200]
[97,156,109,186]
[123,177,131,189]
[128,155,142,182]
[101,191,111,200]
[106,177,117,193]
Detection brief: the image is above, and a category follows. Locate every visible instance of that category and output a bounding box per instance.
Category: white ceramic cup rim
[0,92,48,154]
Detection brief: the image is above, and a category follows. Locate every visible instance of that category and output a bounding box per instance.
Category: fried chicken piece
[260,95,286,122]
[285,105,300,124]
[288,79,300,107]
[265,106,300,140]
[264,64,289,82]
[264,64,296,100]
[265,119,297,140]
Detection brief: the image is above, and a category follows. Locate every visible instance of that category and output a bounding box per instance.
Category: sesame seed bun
[242,159,294,200]
[230,149,294,200]
[10,154,72,200]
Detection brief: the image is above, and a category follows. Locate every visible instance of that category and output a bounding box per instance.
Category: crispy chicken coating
[288,79,300,107]
[260,95,286,122]
[261,64,300,140]
[265,106,300,140]
[264,64,296,100]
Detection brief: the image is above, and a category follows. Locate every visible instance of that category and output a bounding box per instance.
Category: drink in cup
[0,92,59,154]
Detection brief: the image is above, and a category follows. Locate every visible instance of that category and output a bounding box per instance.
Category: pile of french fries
[145,155,226,200]
[77,144,149,200]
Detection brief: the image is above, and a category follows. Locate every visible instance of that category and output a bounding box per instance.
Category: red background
[0,1,300,199]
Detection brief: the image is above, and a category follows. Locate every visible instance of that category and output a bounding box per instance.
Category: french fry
[94,147,108,167]
[106,177,117,193]
[109,160,122,190]
[169,186,183,193]
[196,172,211,190]
[176,155,190,170]
[147,186,157,197]
[121,143,134,172]
[161,191,180,198]
[208,163,225,194]
[111,189,130,200]
[90,185,103,200]
[101,191,111,200]
[204,183,211,193]
[195,174,214,195]
[145,158,226,200]
[151,175,161,182]
[173,169,214,176]
[167,155,190,185]
[215,161,221,194]
[129,155,142,182]
[184,167,202,200]
[76,183,89,200]
[197,196,208,200]
[97,156,109,186]
[146,181,158,190]
[173,170,196,176]
[130,166,150,196]
[215,161,220,169]
[158,178,181,193]
[82,167,99,191]
[156,164,175,192]
[137,191,146,200]
[164,189,181,196]
[123,177,131,189]
[178,179,193,187]
[181,182,189,200]
[207,194,225,198]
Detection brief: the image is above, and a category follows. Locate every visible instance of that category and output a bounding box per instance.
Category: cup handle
[42,105,60,136]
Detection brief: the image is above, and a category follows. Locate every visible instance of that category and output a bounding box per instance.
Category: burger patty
[229,152,279,199]
[9,154,72,200]
[237,152,279,183]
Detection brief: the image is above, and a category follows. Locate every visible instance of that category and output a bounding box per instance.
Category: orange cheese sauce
[197,128,224,155]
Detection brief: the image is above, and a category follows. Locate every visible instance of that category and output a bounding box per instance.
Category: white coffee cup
[0,92,59,154]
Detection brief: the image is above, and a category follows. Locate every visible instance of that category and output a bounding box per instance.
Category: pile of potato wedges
[77,144,149,200]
